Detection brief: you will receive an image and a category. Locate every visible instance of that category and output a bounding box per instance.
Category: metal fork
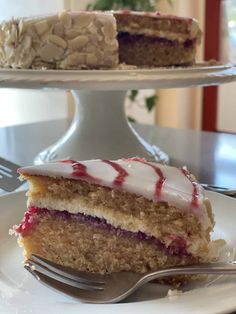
[24,255,236,304]
[201,183,236,197]
[0,157,24,192]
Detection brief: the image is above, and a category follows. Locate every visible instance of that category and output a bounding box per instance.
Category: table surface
[1,118,236,190]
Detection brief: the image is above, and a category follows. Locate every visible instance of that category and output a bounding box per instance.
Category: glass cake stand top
[0,63,235,90]
[1,63,236,164]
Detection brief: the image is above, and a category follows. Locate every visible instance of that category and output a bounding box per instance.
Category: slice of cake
[114,10,202,67]
[0,11,118,69]
[13,158,222,280]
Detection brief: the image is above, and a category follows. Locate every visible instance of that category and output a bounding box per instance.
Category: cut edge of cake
[114,10,202,67]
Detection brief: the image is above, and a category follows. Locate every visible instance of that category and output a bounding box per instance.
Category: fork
[24,255,236,304]
[0,157,24,192]
[200,183,236,197]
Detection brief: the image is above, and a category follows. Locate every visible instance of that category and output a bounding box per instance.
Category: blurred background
[0,0,235,133]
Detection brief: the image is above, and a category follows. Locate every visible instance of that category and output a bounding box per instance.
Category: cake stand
[0,63,236,164]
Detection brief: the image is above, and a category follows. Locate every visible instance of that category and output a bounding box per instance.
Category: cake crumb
[167,289,183,298]
[9,225,17,236]
[207,59,221,66]
[117,63,138,70]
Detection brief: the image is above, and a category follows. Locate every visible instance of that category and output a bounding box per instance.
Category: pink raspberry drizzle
[128,157,166,199]
[102,159,129,187]
[181,167,199,208]
[16,206,39,237]
[61,159,100,183]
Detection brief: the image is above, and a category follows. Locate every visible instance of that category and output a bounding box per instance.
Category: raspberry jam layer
[118,32,195,48]
[16,207,39,237]
[16,207,189,256]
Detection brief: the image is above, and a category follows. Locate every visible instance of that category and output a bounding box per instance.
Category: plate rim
[1,190,236,314]
[0,62,235,91]
[0,62,233,77]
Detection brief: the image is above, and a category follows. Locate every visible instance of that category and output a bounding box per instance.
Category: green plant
[128,90,158,122]
[87,0,171,122]
[87,0,172,11]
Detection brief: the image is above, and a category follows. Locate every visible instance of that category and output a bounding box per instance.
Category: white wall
[217,1,236,133]
[0,0,64,20]
[0,89,68,127]
[0,0,68,127]
[64,0,93,10]
[218,82,236,132]
[155,0,204,130]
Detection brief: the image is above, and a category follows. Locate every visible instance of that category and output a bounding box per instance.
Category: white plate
[0,190,236,314]
[0,63,236,90]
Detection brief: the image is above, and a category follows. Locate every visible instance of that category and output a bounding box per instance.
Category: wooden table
[1,118,236,189]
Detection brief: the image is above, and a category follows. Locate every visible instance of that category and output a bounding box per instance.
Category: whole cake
[114,11,202,67]
[13,158,221,280]
[0,10,202,69]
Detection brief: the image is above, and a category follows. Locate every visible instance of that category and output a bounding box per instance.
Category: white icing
[121,161,157,200]
[81,159,117,183]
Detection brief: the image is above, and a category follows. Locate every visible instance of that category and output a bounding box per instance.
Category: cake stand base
[34,90,169,164]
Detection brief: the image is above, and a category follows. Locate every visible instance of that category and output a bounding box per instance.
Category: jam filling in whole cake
[117,33,196,48]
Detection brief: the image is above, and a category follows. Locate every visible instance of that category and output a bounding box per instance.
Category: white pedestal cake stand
[0,63,236,164]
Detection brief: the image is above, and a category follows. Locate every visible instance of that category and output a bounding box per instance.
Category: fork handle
[140,262,236,285]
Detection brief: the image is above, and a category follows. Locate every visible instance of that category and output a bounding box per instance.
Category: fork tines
[0,157,23,192]
[25,255,105,291]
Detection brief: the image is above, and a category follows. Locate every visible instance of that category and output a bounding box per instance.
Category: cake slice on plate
[12,158,223,282]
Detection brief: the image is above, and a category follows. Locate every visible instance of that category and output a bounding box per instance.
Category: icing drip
[133,158,166,199]
[181,167,199,208]
[102,159,128,187]
[62,159,100,183]
[92,157,166,199]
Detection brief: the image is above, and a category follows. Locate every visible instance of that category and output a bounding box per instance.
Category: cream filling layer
[119,25,199,43]
[27,195,212,257]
